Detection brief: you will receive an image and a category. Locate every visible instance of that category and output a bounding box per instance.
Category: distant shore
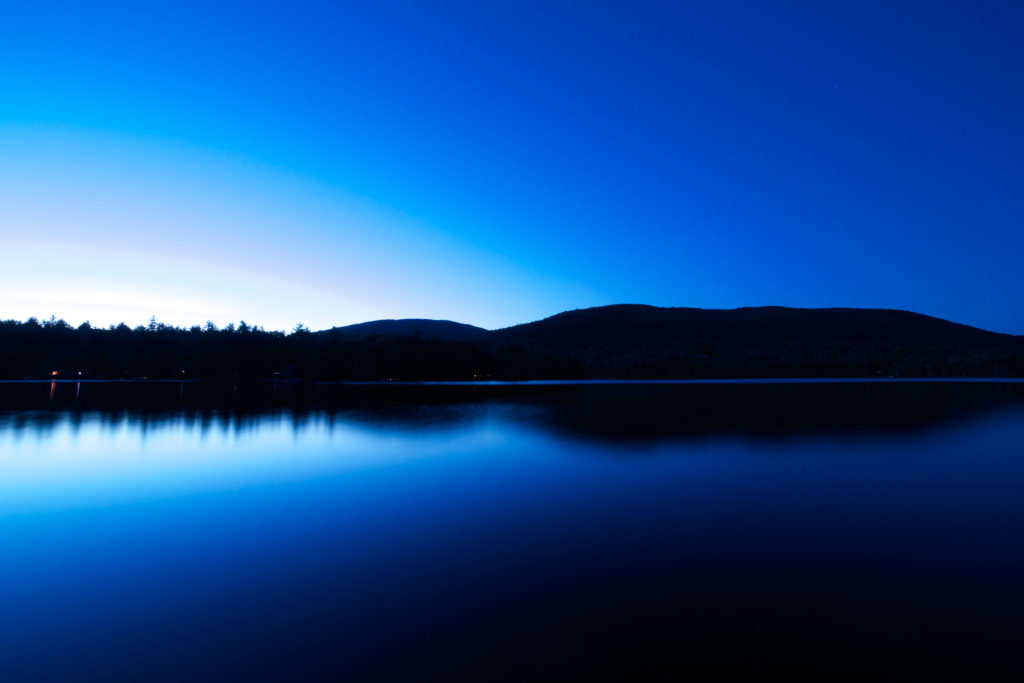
[3,305,1022,380]
[4,377,1024,385]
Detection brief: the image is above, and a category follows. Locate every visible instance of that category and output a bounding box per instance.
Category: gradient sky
[2,1,1022,333]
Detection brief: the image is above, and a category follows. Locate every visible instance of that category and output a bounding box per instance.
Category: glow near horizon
[0,126,606,331]
[2,3,1023,334]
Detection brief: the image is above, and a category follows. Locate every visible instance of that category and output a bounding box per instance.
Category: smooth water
[2,381,1024,679]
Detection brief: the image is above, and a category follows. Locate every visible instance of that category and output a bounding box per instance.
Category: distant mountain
[486,305,1022,378]
[1,306,1020,380]
[312,305,1022,379]
[491,304,1015,352]
[324,318,489,343]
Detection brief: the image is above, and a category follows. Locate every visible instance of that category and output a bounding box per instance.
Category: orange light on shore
[51,371,59,377]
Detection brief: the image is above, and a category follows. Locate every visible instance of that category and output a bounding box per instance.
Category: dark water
[2,381,1024,680]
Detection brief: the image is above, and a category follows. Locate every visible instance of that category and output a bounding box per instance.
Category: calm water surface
[2,381,1024,679]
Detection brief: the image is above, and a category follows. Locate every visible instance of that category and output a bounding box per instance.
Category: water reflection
[3,380,1024,444]
[2,381,1024,678]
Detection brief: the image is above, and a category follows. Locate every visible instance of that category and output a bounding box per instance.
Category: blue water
[2,381,1023,679]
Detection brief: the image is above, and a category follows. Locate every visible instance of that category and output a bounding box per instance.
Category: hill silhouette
[0,306,1020,380]
[487,305,1021,378]
[325,319,488,343]
[493,305,1015,348]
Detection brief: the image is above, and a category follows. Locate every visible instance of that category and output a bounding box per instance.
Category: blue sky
[2,1,1022,332]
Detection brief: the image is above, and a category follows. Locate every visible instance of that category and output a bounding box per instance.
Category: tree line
[0,317,568,381]
[0,316,1020,380]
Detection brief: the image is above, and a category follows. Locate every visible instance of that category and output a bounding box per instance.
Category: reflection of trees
[2,381,1023,446]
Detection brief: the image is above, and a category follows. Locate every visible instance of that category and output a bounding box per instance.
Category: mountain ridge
[488,304,1017,341]
[326,304,1018,342]
[2,305,1021,380]
[327,318,488,343]
[313,304,1021,379]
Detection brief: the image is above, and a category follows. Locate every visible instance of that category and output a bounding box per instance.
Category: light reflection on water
[0,407,519,516]
[1,381,1024,678]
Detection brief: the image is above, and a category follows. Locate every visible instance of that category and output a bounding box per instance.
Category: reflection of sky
[0,411,513,515]
[3,401,1024,677]
[5,394,1024,520]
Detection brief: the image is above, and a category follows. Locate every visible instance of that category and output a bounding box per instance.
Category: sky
[1,1,1022,333]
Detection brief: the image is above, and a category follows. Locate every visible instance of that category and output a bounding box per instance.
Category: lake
[2,380,1024,679]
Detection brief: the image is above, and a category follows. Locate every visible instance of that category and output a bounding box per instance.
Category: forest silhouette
[1,305,1021,381]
